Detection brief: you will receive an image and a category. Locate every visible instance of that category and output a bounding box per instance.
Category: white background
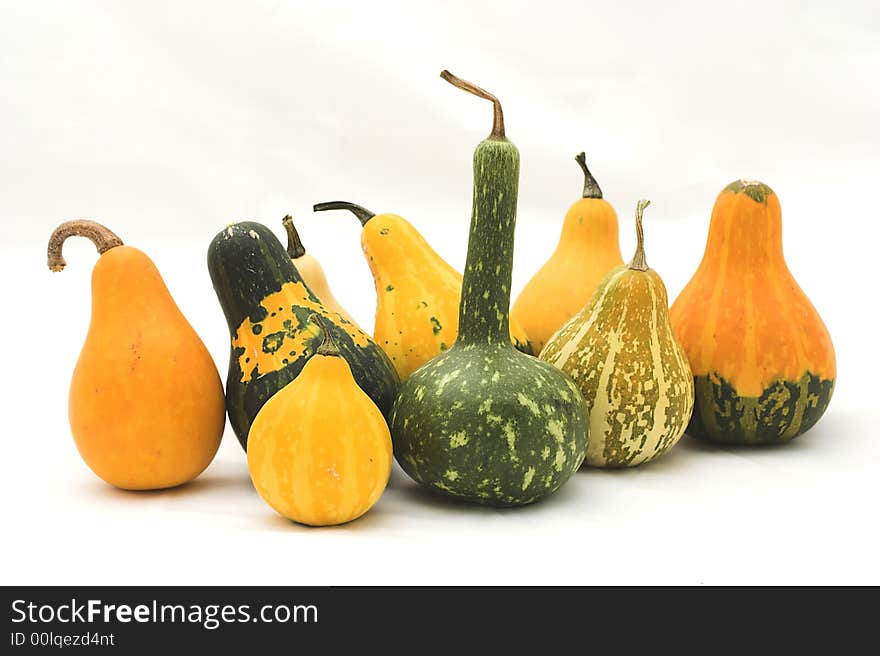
[1,0,877,585]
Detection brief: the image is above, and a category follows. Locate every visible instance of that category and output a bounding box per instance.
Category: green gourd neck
[441,70,520,348]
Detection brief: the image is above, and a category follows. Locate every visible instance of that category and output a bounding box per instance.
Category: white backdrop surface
[1,0,877,585]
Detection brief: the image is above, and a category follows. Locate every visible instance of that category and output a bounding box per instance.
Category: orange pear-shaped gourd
[512,152,623,354]
[48,220,225,489]
[669,180,835,444]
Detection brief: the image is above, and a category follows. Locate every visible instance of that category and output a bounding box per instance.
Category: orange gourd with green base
[48,220,225,489]
[669,180,835,444]
[512,152,622,354]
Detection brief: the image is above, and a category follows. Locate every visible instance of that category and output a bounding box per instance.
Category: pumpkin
[669,180,835,444]
[247,315,392,526]
[48,220,224,489]
[512,152,623,354]
[207,221,399,449]
[389,71,588,506]
[312,200,533,381]
[282,214,359,327]
[541,200,694,467]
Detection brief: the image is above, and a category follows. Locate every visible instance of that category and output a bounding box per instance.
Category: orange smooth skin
[669,183,835,396]
[69,246,225,490]
[512,197,623,354]
[363,213,531,380]
[247,353,392,527]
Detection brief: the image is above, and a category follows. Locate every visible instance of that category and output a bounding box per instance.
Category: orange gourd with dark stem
[512,152,622,354]
[669,180,835,444]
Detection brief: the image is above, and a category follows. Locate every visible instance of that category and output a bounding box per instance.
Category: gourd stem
[575,152,603,199]
[628,199,651,271]
[440,70,505,140]
[47,220,123,272]
[446,71,520,348]
[313,201,375,227]
[308,314,341,357]
[282,215,306,259]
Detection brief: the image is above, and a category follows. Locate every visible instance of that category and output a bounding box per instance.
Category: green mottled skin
[689,371,834,444]
[724,180,773,204]
[391,344,587,505]
[390,136,588,507]
[207,222,399,449]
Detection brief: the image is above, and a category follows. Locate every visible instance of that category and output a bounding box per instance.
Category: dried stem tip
[575,152,603,199]
[440,69,505,140]
[47,220,123,272]
[282,215,306,259]
[313,201,375,227]
[308,313,341,357]
[628,200,651,272]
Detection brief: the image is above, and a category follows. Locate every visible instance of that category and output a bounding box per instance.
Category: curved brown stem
[575,152,603,199]
[282,215,306,259]
[313,201,375,227]
[47,220,123,272]
[440,70,505,140]
[308,314,340,357]
[628,199,651,272]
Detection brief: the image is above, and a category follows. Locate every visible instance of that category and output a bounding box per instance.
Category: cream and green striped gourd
[389,71,588,506]
[540,200,694,467]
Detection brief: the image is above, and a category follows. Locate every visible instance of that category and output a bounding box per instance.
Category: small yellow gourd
[282,215,359,327]
[247,315,392,526]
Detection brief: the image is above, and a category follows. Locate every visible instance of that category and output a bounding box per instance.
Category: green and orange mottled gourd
[389,71,588,506]
[541,201,694,467]
[669,180,835,444]
[312,201,532,381]
[512,152,623,354]
[207,222,399,449]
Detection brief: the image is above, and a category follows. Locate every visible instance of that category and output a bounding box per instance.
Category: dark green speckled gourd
[207,222,399,450]
[389,71,588,507]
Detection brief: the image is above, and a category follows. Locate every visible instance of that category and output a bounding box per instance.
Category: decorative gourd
[312,200,533,381]
[512,152,623,354]
[541,201,694,467]
[389,71,588,506]
[669,180,835,444]
[48,220,224,489]
[207,221,399,449]
[247,315,392,526]
[281,214,359,327]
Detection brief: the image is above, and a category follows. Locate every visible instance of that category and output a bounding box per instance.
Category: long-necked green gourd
[207,221,399,449]
[541,201,694,467]
[312,201,533,381]
[389,71,588,506]
[669,180,835,444]
[512,152,623,354]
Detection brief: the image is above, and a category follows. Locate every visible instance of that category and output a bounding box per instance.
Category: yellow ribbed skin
[246,354,392,526]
